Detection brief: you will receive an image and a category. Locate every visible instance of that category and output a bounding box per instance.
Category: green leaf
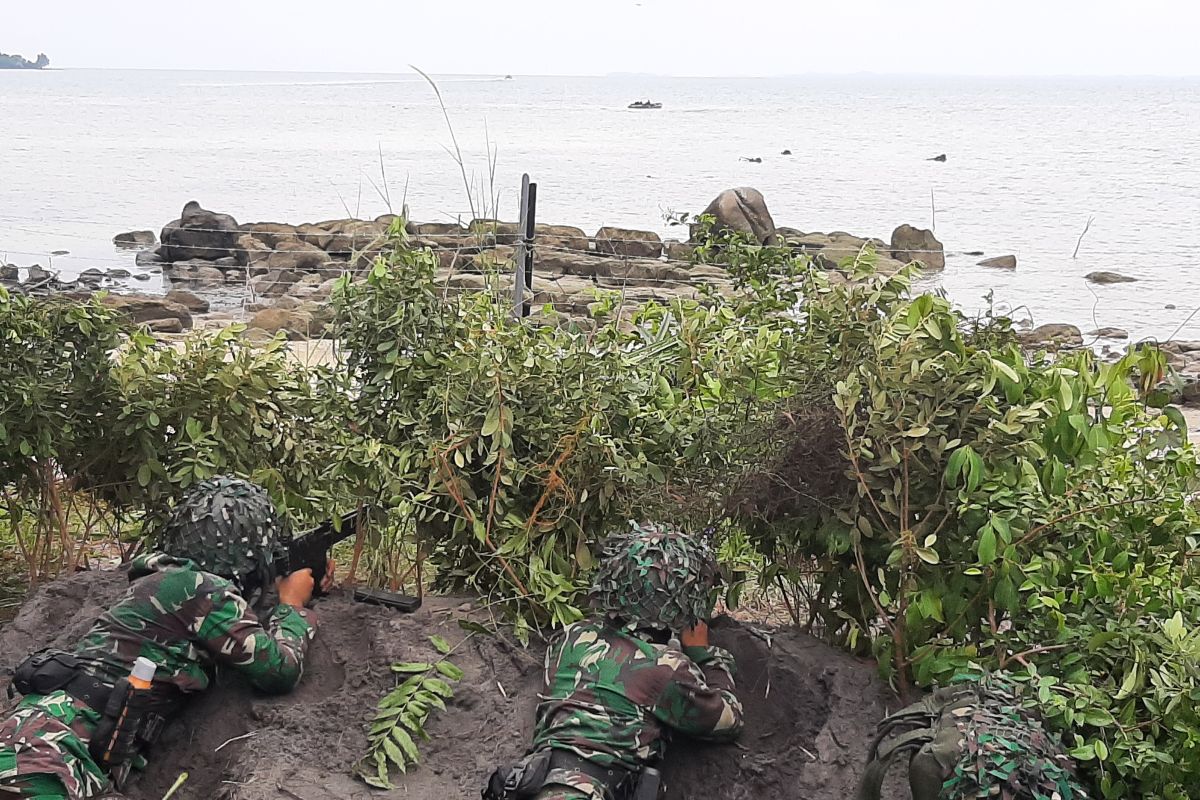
[435,660,465,681]
[137,463,152,487]
[481,405,501,437]
[915,547,940,565]
[390,662,433,674]
[978,525,997,564]
[391,726,420,763]
[382,736,408,772]
[991,358,1019,383]
[430,635,452,655]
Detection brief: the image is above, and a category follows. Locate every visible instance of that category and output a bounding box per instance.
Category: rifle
[275,507,368,596]
[268,506,422,612]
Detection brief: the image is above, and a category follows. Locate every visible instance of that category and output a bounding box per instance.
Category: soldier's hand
[320,559,337,593]
[277,568,315,607]
[680,621,710,648]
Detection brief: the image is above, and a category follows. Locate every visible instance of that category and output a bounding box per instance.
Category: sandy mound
[0,571,904,800]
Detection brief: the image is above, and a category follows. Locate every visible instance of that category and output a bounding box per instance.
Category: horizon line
[16,66,1200,80]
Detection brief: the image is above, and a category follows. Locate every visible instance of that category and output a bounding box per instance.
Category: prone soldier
[0,476,333,799]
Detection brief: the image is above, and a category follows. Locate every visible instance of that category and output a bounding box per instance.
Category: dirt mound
[0,571,905,800]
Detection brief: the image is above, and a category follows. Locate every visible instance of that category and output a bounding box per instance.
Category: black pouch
[483,750,553,800]
[11,649,80,697]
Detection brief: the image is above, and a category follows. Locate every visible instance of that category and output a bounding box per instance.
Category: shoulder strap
[856,727,936,800]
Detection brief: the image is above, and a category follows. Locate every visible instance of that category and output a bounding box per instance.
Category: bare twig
[215,730,258,752]
[1072,215,1095,259]
[412,65,478,222]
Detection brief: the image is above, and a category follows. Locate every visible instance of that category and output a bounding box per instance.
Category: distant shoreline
[0,52,50,70]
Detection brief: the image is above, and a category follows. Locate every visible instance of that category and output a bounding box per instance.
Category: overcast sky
[5,1,1199,76]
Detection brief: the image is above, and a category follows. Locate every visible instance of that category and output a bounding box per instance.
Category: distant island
[0,52,50,70]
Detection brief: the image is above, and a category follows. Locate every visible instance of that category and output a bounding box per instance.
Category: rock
[698,187,778,245]
[781,150,792,156]
[160,201,241,262]
[135,250,165,268]
[106,268,132,279]
[113,230,156,248]
[978,255,1017,269]
[26,265,52,283]
[1167,304,1178,310]
[164,290,210,314]
[132,274,151,281]
[92,293,193,330]
[234,234,272,267]
[593,227,662,259]
[252,269,307,297]
[248,308,314,341]
[890,224,945,269]
[0,264,18,281]
[1087,327,1129,340]
[535,224,589,252]
[163,259,225,288]
[409,222,472,249]
[244,222,298,248]
[146,318,184,334]
[595,260,691,286]
[295,224,334,250]
[265,239,328,273]
[470,220,521,246]
[326,222,387,256]
[77,268,105,286]
[665,240,695,261]
[1020,323,1083,349]
[1086,271,1138,284]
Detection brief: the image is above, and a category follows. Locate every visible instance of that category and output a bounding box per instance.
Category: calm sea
[2,69,1198,339]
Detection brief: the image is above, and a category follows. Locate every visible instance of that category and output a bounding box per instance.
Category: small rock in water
[135,250,165,267]
[781,149,792,156]
[77,268,105,285]
[1088,327,1129,340]
[50,250,69,257]
[1167,304,1178,310]
[26,265,51,283]
[1085,271,1138,284]
[928,154,948,162]
[133,273,151,281]
[0,264,17,281]
[106,268,132,279]
[978,255,1017,269]
[113,230,157,249]
[964,250,985,257]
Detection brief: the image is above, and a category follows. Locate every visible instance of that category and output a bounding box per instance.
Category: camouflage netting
[943,673,1087,800]
[155,476,287,591]
[861,672,1087,800]
[589,522,718,632]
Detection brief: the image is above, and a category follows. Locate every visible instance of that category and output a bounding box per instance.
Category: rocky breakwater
[103,189,945,340]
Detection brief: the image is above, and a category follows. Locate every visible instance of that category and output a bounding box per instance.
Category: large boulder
[593,227,662,259]
[326,222,388,257]
[265,239,328,273]
[535,224,589,252]
[113,230,157,248]
[698,187,778,245]
[470,219,521,246]
[1086,271,1138,284]
[234,234,272,267]
[890,224,945,269]
[160,201,241,262]
[164,289,210,314]
[295,224,334,250]
[252,269,307,297]
[91,293,193,330]
[244,222,298,248]
[162,259,226,288]
[248,308,314,341]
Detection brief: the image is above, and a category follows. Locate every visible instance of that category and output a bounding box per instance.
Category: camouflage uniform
[530,620,743,800]
[0,477,315,800]
[524,523,744,800]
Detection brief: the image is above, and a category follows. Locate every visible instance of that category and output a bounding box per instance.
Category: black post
[521,182,537,317]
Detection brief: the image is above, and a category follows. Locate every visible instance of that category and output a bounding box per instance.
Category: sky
[5,0,1200,77]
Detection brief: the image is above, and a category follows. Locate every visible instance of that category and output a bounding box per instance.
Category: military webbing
[856,727,936,800]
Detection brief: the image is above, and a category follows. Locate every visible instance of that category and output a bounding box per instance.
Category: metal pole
[513,174,531,319]
[522,182,537,318]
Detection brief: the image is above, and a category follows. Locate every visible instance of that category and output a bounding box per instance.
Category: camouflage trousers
[0,692,108,800]
[533,768,606,800]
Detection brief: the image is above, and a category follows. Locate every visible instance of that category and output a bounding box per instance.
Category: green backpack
[857,675,1088,800]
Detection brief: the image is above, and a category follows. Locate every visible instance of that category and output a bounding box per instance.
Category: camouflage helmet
[589,522,717,632]
[156,475,288,594]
